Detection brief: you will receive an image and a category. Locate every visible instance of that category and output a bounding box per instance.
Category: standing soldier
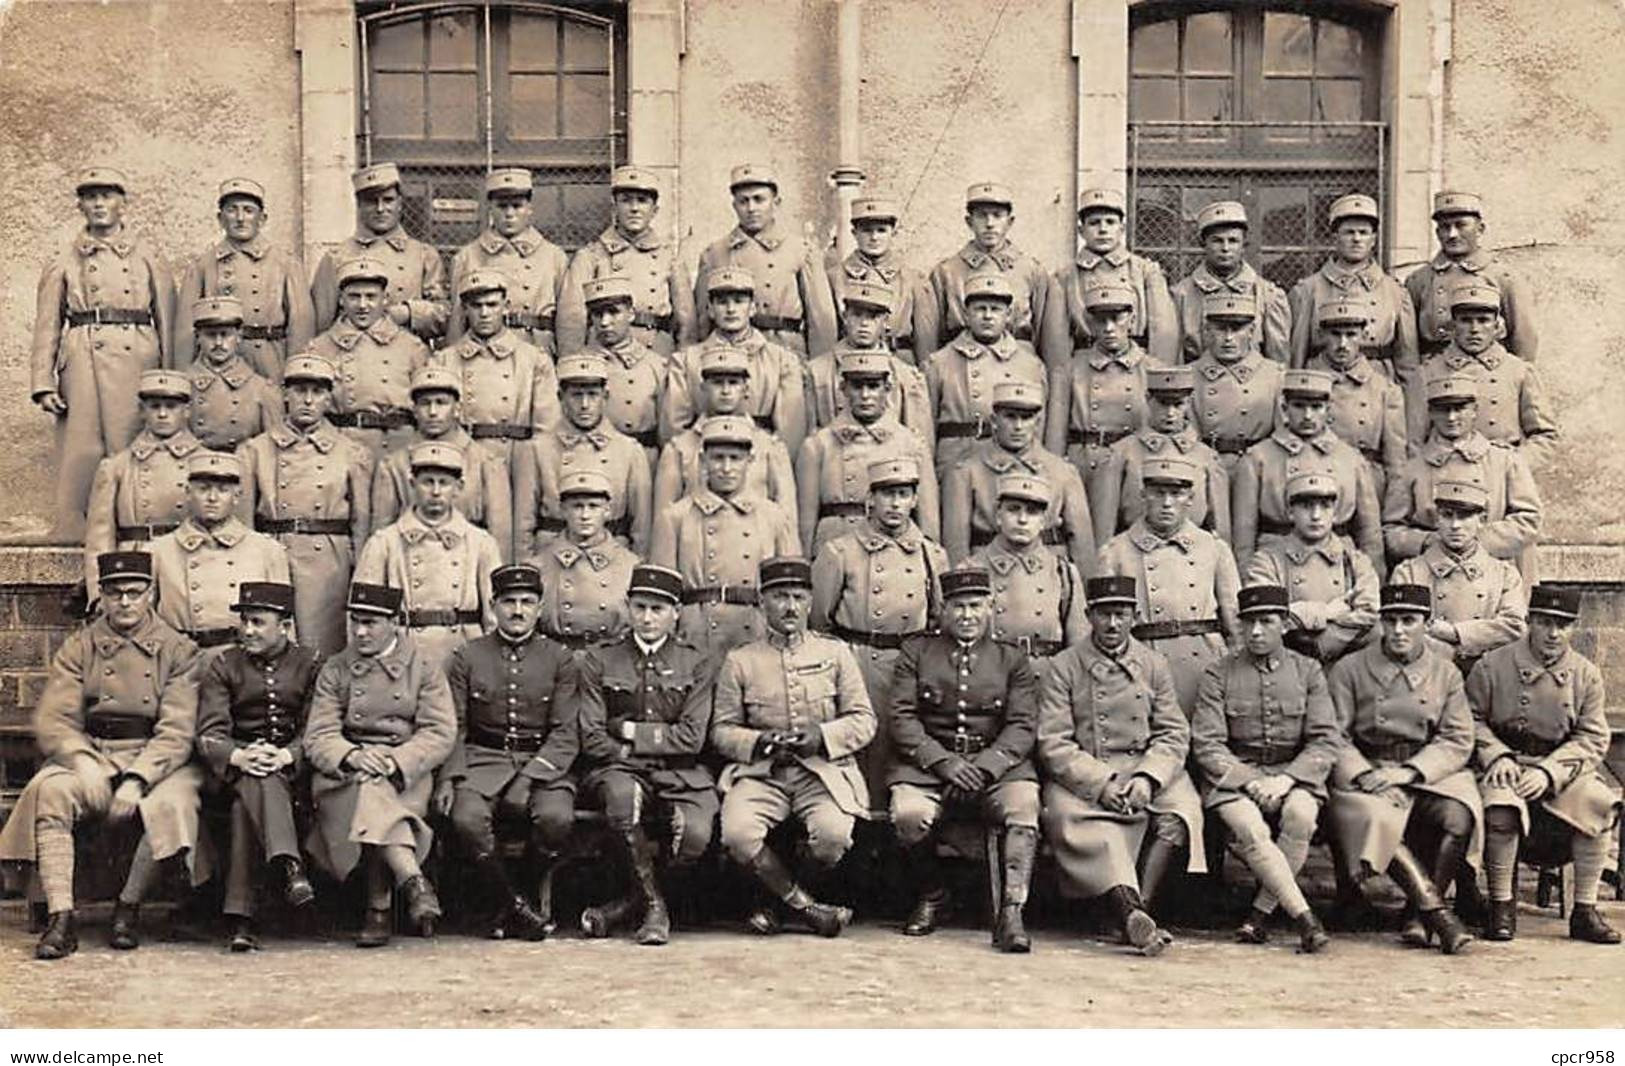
[944,381,1094,571]
[0,552,204,960]
[804,283,933,449]
[1189,584,1339,951]
[513,353,653,559]
[578,275,667,465]
[31,167,177,539]
[303,581,456,947]
[1037,575,1205,955]
[1048,187,1178,367]
[175,177,314,381]
[576,564,719,946]
[650,417,801,658]
[448,168,569,353]
[434,563,577,941]
[529,470,639,650]
[184,297,282,452]
[695,163,837,357]
[797,352,939,558]
[1189,294,1286,470]
[967,474,1089,666]
[557,164,695,357]
[921,182,1056,359]
[83,370,201,586]
[1409,191,1539,362]
[653,345,796,515]
[888,566,1041,951]
[311,163,448,340]
[711,557,876,936]
[811,457,949,806]
[1169,201,1290,365]
[827,197,931,362]
[151,453,292,652]
[1305,297,1407,502]
[194,581,322,952]
[1467,585,1621,944]
[1095,365,1230,547]
[1044,284,1149,512]
[238,354,375,655]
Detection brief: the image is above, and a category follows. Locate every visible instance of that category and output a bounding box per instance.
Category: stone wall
[0,549,82,817]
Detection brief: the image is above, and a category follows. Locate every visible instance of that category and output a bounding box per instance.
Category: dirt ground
[0,899,1620,1028]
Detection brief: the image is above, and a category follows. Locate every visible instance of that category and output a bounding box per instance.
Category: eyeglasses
[101,586,151,602]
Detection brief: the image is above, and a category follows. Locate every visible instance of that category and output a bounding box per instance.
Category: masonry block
[0,634,47,672]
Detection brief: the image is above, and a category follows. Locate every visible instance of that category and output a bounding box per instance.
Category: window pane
[370,19,422,70]
[1131,19,1178,74]
[372,72,424,138]
[428,72,478,138]
[1130,76,1179,122]
[1133,184,1182,249]
[1259,185,1311,248]
[427,11,477,69]
[562,19,608,72]
[1316,79,1364,122]
[510,12,559,72]
[1183,12,1233,75]
[1264,13,1312,75]
[1183,78,1234,123]
[510,73,560,138]
[1316,20,1364,76]
[562,75,611,137]
[1260,78,1311,122]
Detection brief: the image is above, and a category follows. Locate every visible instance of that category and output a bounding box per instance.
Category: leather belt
[818,501,867,520]
[85,712,156,741]
[467,724,547,753]
[548,630,608,650]
[203,443,239,454]
[329,409,414,430]
[1359,738,1426,764]
[832,624,925,650]
[1068,427,1132,448]
[681,585,759,607]
[1132,618,1222,641]
[404,608,482,628]
[751,414,774,430]
[1009,634,1066,657]
[115,522,178,541]
[66,308,153,327]
[505,311,556,332]
[947,731,989,755]
[970,526,1065,548]
[536,515,633,537]
[1203,434,1256,455]
[468,422,534,440]
[1498,732,1562,758]
[630,310,675,333]
[187,627,239,648]
[256,516,350,535]
[751,313,803,333]
[1259,517,1354,538]
[232,724,298,747]
[240,324,288,341]
[629,427,659,449]
[937,419,991,440]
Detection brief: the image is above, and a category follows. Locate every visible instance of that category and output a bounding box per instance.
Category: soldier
[945,381,1094,570]
[804,283,933,449]
[925,274,1048,474]
[797,351,940,558]
[529,470,639,650]
[1037,575,1206,955]
[151,453,292,651]
[1096,457,1241,713]
[811,457,949,806]
[694,163,838,357]
[662,267,810,456]
[436,268,561,473]
[193,581,322,952]
[650,416,801,658]
[308,256,431,458]
[711,557,875,936]
[889,566,1041,951]
[31,166,177,539]
[1044,284,1149,510]
[83,370,201,584]
[356,442,502,668]
[576,564,719,946]
[1409,191,1539,362]
[303,581,456,947]
[826,197,932,362]
[1287,193,1419,388]
[1383,374,1541,579]
[0,552,203,959]
[921,182,1056,358]
[1189,293,1286,470]
[578,275,667,463]
[1095,365,1230,548]
[448,168,568,352]
[968,474,1089,666]
[1305,296,1407,502]
[311,163,448,340]
[653,345,796,515]
[1413,282,1559,471]
[557,164,696,358]
[1048,187,1178,367]
[1169,201,1290,365]
[1231,368,1384,574]
[370,366,512,563]
[174,177,314,381]
[513,353,653,559]
[1243,472,1381,664]
[1189,584,1338,952]
[239,354,376,655]
[1468,585,1621,944]
[1324,583,1479,954]
[433,564,576,941]
[184,296,282,452]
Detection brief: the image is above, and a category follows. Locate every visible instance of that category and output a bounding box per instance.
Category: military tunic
[355,509,503,668]
[306,317,431,457]
[1049,248,1179,365]
[433,328,561,469]
[557,225,697,357]
[512,423,653,558]
[1414,344,1559,470]
[1242,533,1381,663]
[1287,259,1420,385]
[795,417,940,558]
[923,332,1048,474]
[1382,433,1541,574]
[661,331,810,456]
[150,517,293,647]
[921,240,1054,352]
[1306,352,1408,500]
[968,542,1088,664]
[1095,429,1230,548]
[1231,429,1385,573]
[696,223,839,357]
[187,356,281,452]
[176,235,314,381]
[591,337,666,459]
[804,347,934,453]
[942,440,1095,570]
[448,227,570,352]
[1406,251,1540,361]
[827,249,932,359]
[311,227,449,339]
[83,430,202,583]
[530,535,639,648]
[1170,262,1291,365]
[370,427,512,563]
[1048,343,1148,506]
[1189,352,1285,469]
[1190,648,1341,808]
[653,417,796,517]
[1391,544,1527,669]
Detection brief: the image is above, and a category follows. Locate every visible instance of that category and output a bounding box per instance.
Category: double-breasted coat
[448,227,570,351]
[354,509,503,668]
[370,427,512,562]
[1170,262,1291,365]
[1095,428,1230,547]
[83,429,202,583]
[557,225,697,357]
[696,223,839,357]
[150,517,293,646]
[187,356,282,452]
[942,440,1095,570]
[311,227,449,339]
[795,416,939,558]
[175,235,314,380]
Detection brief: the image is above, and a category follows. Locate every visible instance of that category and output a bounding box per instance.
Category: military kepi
[758,556,813,592]
[1086,575,1138,607]
[1237,584,1290,616]
[233,581,296,615]
[1527,584,1581,620]
[347,582,403,616]
[1380,584,1433,615]
[628,565,684,605]
[941,567,992,600]
[490,564,544,597]
[98,551,153,586]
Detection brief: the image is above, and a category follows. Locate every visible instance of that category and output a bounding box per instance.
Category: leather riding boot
[1388,844,1470,954]
[748,847,850,938]
[278,856,317,909]
[1485,898,1517,941]
[531,849,561,937]
[628,827,671,946]
[581,832,640,938]
[108,901,140,950]
[1294,910,1331,954]
[356,907,392,948]
[902,840,949,937]
[27,901,49,934]
[992,826,1037,953]
[399,874,442,938]
[1235,906,1273,944]
[34,910,77,961]
[1137,837,1182,916]
[1453,862,1489,928]
[477,854,550,941]
[1106,885,1165,956]
[1570,904,1623,944]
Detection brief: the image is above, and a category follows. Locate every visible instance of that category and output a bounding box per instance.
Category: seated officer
[804,283,933,451]
[922,182,1056,359]
[711,557,876,937]
[967,473,1089,668]
[579,274,667,464]
[1306,296,1408,502]
[577,564,720,946]
[435,564,577,941]
[185,296,281,452]
[1190,584,1339,953]
[529,470,639,649]
[1169,200,1290,365]
[889,566,1041,952]
[194,581,322,952]
[303,581,457,947]
[0,552,204,960]
[1189,294,1286,470]
[1467,584,1621,944]
[1044,284,1148,510]
[826,196,932,363]
[448,168,568,353]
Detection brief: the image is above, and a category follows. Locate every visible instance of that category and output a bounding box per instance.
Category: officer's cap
[705,267,756,296]
[867,458,920,491]
[282,354,337,388]
[1286,471,1340,504]
[335,257,390,288]
[191,296,244,327]
[1425,375,1479,406]
[1077,187,1126,219]
[217,178,266,207]
[1145,366,1195,397]
[996,473,1053,507]
[138,370,192,402]
[1203,293,1256,323]
[1527,584,1581,621]
[347,581,403,617]
[962,274,1015,304]
[351,163,402,195]
[729,163,778,192]
[842,281,897,314]
[628,564,685,605]
[1085,575,1138,608]
[850,197,899,224]
[965,182,1015,208]
[559,470,613,500]
[490,564,544,598]
[1142,457,1197,488]
[583,275,635,308]
[484,168,534,198]
[1083,284,1136,314]
[941,567,993,601]
[700,415,755,449]
[758,556,813,592]
[1237,584,1291,617]
[457,269,509,299]
[837,350,892,380]
[1317,296,1375,327]
[610,165,661,198]
[1449,282,1502,314]
[1379,583,1433,616]
[992,381,1044,412]
[1432,191,1484,220]
[1328,193,1380,227]
[76,167,129,195]
[232,581,296,616]
[409,366,462,400]
[408,441,464,477]
[699,346,751,378]
[556,353,610,385]
[98,551,153,587]
[1281,369,1334,401]
[1197,200,1248,235]
[187,452,242,483]
[1433,479,1488,513]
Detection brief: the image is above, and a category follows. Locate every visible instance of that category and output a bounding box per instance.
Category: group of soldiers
[3,159,1616,965]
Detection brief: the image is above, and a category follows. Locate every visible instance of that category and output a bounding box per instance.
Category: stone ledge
[0,545,82,587]
[1537,544,1625,585]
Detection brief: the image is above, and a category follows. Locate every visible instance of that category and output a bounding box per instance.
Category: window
[1128,3,1386,287]
[358,2,627,256]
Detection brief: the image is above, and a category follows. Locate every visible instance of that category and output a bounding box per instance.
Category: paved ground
[0,899,1621,1028]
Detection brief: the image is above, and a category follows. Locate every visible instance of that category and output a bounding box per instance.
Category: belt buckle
[91,306,105,325]
[1015,635,1035,656]
[716,583,728,605]
[951,731,971,755]
[974,412,988,438]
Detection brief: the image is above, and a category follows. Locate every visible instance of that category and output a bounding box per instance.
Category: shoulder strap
[1057,554,1075,638]
[921,542,941,633]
